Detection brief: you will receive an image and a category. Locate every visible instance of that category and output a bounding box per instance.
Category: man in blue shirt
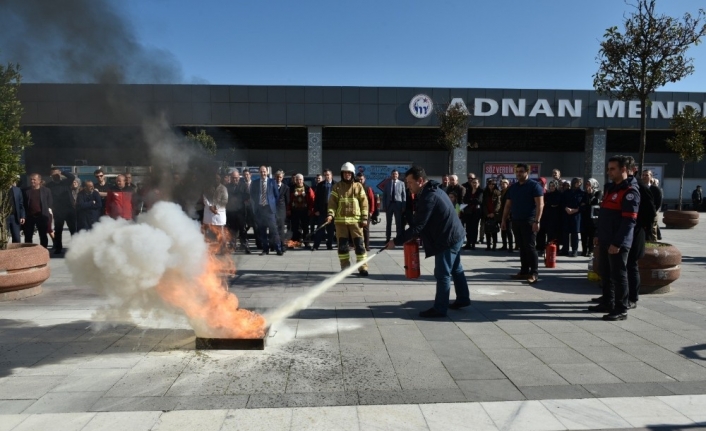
[500,164,544,284]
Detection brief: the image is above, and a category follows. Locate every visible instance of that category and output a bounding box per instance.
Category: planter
[663,210,699,229]
[638,242,681,294]
[0,243,50,301]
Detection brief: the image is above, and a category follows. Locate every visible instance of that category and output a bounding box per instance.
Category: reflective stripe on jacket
[327,181,368,224]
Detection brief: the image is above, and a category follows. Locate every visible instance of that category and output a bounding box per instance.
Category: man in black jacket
[641,170,662,241]
[225,169,251,254]
[23,173,53,248]
[274,170,290,252]
[384,166,470,318]
[46,167,77,254]
[313,169,336,250]
[693,186,703,212]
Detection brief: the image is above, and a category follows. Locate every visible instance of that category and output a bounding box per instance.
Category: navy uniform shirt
[506,179,544,222]
[598,176,640,249]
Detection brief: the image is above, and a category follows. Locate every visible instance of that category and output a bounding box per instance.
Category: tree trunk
[448,150,453,175]
[638,96,647,174]
[0,190,10,251]
[678,161,685,211]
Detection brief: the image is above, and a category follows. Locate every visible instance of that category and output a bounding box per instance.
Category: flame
[154,224,267,339]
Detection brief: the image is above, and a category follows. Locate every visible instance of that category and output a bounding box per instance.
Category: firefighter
[326,162,369,276]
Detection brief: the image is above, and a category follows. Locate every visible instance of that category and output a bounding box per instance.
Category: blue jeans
[433,238,470,314]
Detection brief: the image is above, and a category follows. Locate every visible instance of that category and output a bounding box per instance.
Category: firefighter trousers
[335,223,367,272]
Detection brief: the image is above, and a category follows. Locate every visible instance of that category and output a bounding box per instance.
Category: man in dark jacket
[692,186,703,211]
[23,173,53,248]
[46,167,77,254]
[274,170,290,253]
[313,169,336,250]
[225,169,251,254]
[641,170,662,241]
[588,155,640,321]
[6,182,25,243]
[384,166,470,318]
[76,180,102,231]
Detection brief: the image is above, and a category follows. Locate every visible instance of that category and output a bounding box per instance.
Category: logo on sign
[410,94,433,118]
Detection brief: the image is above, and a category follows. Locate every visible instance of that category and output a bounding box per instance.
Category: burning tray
[195,327,270,350]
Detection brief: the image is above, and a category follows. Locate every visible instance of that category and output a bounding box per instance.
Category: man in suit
[6,181,25,243]
[46,167,77,254]
[250,165,283,255]
[383,169,406,242]
[274,170,290,252]
[313,169,336,250]
[22,173,53,248]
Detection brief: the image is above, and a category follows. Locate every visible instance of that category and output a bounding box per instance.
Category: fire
[156,246,267,338]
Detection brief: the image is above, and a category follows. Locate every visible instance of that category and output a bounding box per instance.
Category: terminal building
[17,84,706,200]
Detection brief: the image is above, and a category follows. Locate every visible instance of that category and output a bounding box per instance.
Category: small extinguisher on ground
[404,239,421,279]
[545,241,557,268]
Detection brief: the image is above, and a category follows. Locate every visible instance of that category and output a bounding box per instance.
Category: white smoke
[66,201,207,323]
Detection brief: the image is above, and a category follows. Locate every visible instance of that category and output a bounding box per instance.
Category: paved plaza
[1,215,706,430]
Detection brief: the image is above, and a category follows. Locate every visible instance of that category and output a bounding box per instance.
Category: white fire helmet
[341,162,355,173]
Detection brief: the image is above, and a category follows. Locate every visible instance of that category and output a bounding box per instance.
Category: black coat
[561,188,585,233]
[46,172,76,213]
[23,186,53,219]
[314,180,335,215]
[393,180,465,258]
[76,190,102,230]
[275,182,290,217]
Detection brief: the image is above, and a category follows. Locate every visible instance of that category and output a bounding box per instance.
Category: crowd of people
[1,159,679,321]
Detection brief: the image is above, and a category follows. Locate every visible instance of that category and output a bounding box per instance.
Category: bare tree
[593,0,706,173]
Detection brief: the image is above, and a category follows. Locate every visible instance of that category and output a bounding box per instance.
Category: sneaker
[511,272,530,280]
[602,311,628,321]
[527,274,539,284]
[588,304,612,313]
[449,300,471,310]
[359,269,369,276]
[628,301,637,309]
[419,308,447,318]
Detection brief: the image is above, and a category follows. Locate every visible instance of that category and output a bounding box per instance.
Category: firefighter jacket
[598,176,640,250]
[327,180,368,224]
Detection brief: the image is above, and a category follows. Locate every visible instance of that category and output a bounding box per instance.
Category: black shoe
[54,249,63,255]
[359,269,369,276]
[568,251,576,258]
[327,245,334,250]
[590,296,603,303]
[470,244,476,250]
[276,249,284,256]
[628,301,637,309]
[588,304,612,313]
[244,248,252,254]
[603,311,628,321]
[259,249,269,256]
[462,245,472,250]
[449,300,471,310]
[419,308,447,318]
[304,244,312,250]
[499,246,507,250]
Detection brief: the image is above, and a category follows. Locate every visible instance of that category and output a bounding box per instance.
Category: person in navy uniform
[6,180,25,243]
[588,155,640,321]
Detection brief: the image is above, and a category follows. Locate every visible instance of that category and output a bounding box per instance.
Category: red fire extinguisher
[404,239,421,279]
[545,242,557,268]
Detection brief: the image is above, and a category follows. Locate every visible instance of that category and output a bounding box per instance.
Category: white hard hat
[341,162,355,173]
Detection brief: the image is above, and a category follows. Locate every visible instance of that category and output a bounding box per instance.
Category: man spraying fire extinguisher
[383,166,471,318]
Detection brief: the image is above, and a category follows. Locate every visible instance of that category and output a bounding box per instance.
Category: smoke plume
[0,0,182,83]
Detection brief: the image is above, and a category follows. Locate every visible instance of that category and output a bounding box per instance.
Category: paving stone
[541,398,632,430]
[10,412,96,431]
[24,391,102,413]
[527,347,592,365]
[599,362,677,383]
[151,409,228,431]
[548,363,622,385]
[291,406,359,431]
[246,391,358,408]
[519,384,595,400]
[221,407,293,431]
[90,396,180,412]
[51,368,127,392]
[420,402,498,431]
[82,411,162,431]
[510,333,565,348]
[481,400,566,431]
[0,399,34,414]
[0,375,64,399]
[456,379,525,401]
[582,382,676,398]
[660,381,706,395]
[572,345,642,363]
[496,363,569,387]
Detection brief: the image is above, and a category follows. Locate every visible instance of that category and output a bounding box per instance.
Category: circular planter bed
[663,210,699,229]
[639,242,681,294]
[0,243,50,301]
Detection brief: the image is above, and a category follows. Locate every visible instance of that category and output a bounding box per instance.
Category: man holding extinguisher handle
[383,166,470,318]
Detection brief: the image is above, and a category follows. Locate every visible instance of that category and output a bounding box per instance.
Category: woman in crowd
[540,179,563,255]
[498,179,514,252]
[560,177,584,257]
[580,177,602,257]
[481,179,501,250]
[76,180,102,231]
[462,177,483,250]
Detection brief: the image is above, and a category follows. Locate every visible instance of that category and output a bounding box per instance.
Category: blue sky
[120,1,705,91]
